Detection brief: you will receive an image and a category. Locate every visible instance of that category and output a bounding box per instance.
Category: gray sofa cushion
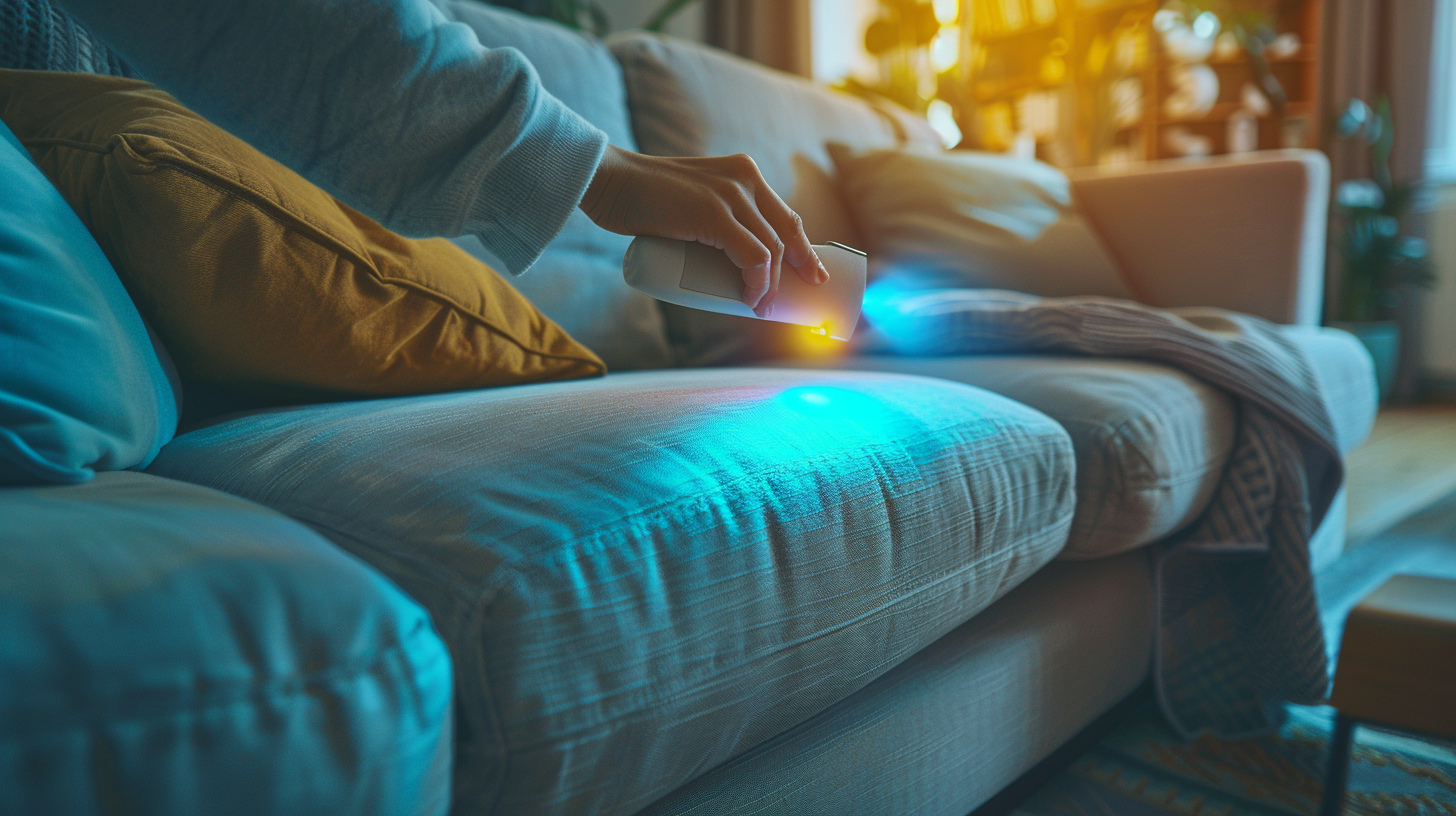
[792,325,1376,559]
[640,550,1153,816]
[436,1,673,371]
[0,471,453,816]
[609,33,939,366]
[148,368,1076,816]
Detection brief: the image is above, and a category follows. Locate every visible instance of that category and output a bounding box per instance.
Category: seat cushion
[797,325,1376,559]
[0,471,453,816]
[146,368,1076,816]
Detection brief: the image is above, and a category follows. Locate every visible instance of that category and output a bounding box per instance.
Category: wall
[595,0,877,81]
[809,0,878,83]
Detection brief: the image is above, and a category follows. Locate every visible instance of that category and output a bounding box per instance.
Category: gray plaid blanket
[864,288,1342,739]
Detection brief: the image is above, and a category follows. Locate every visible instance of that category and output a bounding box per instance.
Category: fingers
[754,182,827,286]
[729,197,787,317]
[716,218,778,317]
[579,149,820,316]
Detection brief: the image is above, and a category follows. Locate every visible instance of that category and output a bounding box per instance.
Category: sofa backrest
[609,32,941,250]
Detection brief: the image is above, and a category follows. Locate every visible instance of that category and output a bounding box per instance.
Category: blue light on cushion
[0,117,177,484]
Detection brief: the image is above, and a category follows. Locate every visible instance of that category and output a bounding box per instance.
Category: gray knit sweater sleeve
[54,0,608,276]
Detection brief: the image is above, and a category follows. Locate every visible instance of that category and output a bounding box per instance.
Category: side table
[1319,573,1456,815]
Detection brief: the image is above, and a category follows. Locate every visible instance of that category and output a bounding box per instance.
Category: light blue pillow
[0,117,178,485]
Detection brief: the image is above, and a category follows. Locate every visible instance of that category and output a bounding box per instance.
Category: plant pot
[1330,320,1400,401]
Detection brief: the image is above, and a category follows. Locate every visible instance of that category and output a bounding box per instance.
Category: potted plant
[1329,97,1433,400]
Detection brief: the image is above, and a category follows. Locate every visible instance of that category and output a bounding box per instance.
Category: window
[1427,0,1456,182]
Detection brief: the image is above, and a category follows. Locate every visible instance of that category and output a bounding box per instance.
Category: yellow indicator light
[809,324,829,337]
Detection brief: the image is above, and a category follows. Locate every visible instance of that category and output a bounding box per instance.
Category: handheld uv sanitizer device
[623,237,868,340]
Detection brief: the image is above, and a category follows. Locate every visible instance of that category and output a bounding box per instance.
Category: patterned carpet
[1016,492,1456,816]
[1015,702,1456,816]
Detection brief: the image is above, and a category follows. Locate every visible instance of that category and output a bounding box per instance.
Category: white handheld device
[622,237,868,340]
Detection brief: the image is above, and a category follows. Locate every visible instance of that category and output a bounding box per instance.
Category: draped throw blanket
[863,288,1343,739]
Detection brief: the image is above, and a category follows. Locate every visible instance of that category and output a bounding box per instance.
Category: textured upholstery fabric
[642,551,1154,816]
[790,354,1235,559]
[146,368,1076,816]
[0,117,177,484]
[0,472,454,816]
[826,144,1134,299]
[786,325,1375,559]
[438,2,674,370]
[0,0,134,76]
[1068,151,1330,325]
[1,70,604,400]
[609,33,937,366]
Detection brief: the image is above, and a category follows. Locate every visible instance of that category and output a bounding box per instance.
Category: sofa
[0,6,1379,816]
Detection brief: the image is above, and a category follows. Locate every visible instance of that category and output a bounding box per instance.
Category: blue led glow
[860,277,1040,355]
[774,386,909,435]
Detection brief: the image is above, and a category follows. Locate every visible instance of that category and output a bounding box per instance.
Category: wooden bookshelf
[963,0,1324,168]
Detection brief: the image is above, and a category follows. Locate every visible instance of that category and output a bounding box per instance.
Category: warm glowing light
[932,0,958,24]
[930,24,959,71]
[788,320,849,358]
[926,99,962,148]
[1191,11,1219,39]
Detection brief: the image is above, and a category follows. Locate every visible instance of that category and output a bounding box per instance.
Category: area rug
[1014,701,1456,816]
[1016,490,1456,816]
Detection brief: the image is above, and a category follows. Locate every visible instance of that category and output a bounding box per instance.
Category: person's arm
[57,0,603,277]
[57,0,826,314]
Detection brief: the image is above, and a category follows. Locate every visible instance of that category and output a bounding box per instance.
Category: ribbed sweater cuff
[463,98,607,276]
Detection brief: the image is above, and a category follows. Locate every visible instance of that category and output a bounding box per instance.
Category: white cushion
[827,145,1135,300]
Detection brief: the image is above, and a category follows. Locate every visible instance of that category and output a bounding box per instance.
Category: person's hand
[580,145,828,318]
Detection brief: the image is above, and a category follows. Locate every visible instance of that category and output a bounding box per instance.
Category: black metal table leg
[1318,713,1356,816]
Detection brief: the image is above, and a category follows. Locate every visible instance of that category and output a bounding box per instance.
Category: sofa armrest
[1067,150,1329,325]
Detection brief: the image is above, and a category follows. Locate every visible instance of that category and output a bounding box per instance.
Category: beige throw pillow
[828,144,1134,299]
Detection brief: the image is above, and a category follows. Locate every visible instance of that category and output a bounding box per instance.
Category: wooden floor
[1345,405,1456,544]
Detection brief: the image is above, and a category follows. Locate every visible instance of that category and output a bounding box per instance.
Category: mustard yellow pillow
[0,70,604,399]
